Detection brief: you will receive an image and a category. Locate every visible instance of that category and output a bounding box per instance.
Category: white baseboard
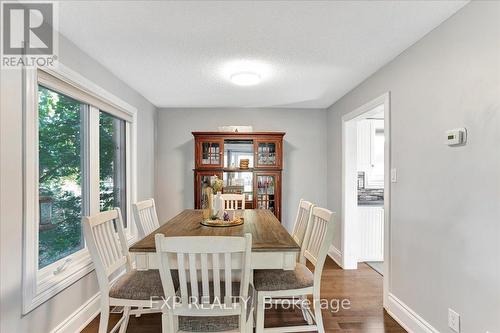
[49,272,127,333]
[50,292,100,333]
[386,293,439,333]
[328,245,343,268]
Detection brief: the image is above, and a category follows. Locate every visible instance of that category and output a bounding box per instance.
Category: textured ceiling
[59,1,468,108]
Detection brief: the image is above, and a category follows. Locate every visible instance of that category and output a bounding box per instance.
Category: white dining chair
[132,198,160,238]
[155,233,253,333]
[291,199,315,251]
[220,193,246,210]
[83,208,165,333]
[253,207,336,333]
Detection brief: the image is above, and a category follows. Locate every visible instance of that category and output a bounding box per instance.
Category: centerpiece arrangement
[200,213,244,227]
[201,175,244,227]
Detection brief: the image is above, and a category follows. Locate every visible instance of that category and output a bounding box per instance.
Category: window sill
[25,250,94,314]
[24,231,138,314]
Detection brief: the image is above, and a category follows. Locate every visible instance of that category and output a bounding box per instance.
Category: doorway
[341,93,390,306]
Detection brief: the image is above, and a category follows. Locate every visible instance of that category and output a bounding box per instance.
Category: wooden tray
[200,217,244,227]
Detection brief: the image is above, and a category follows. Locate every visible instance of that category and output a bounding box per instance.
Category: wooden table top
[129,209,300,253]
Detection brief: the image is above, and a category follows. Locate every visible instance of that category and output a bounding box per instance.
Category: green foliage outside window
[38,86,117,268]
[99,111,125,218]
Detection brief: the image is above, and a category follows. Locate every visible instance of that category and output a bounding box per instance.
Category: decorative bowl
[200,217,244,227]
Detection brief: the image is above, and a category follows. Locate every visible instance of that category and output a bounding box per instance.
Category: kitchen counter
[358,187,384,206]
[358,201,384,207]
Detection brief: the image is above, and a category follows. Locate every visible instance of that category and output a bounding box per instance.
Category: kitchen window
[23,66,137,313]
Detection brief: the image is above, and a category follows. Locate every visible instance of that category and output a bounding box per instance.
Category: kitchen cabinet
[358,206,384,262]
[357,119,384,188]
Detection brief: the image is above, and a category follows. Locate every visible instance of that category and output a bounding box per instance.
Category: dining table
[129,209,300,271]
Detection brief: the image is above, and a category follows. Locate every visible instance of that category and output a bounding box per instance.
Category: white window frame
[22,64,138,314]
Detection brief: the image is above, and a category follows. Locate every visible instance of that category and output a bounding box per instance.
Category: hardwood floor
[82,259,406,333]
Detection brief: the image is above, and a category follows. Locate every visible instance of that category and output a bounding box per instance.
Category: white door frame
[341,92,391,307]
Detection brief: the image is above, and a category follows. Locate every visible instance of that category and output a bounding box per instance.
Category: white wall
[0,35,157,332]
[155,108,327,232]
[326,1,499,332]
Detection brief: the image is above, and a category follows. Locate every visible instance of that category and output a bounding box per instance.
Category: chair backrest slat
[83,208,131,293]
[106,223,121,263]
[224,252,232,304]
[307,218,320,262]
[95,224,111,266]
[302,207,336,276]
[106,224,120,264]
[155,234,252,314]
[291,199,314,247]
[213,253,221,300]
[133,199,160,238]
[177,252,189,304]
[141,209,156,232]
[188,253,199,302]
[200,253,210,304]
[220,194,245,210]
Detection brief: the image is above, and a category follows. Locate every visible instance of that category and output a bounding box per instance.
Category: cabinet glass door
[255,140,280,168]
[196,172,222,209]
[223,171,253,208]
[198,140,223,167]
[255,173,279,217]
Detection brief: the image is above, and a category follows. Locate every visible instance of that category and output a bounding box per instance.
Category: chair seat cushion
[253,263,314,291]
[109,269,179,300]
[179,315,239,332]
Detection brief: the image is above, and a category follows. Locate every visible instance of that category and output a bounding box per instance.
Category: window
[23,66,137,313]
[99,111,127,224]
[38,86,86,269]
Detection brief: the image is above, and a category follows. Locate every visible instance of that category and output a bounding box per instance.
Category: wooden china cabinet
[193,131,285,221]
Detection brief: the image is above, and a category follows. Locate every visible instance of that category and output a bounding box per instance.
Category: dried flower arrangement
[210,175,223,194]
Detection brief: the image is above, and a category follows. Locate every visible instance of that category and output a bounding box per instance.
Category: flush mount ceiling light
[220,59,273,87]
[230,71,261,86]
